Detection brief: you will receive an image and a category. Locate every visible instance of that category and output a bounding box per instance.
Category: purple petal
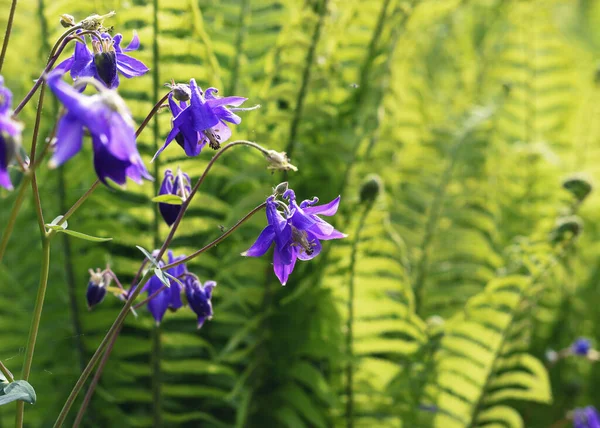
[273,247,297,286]
[210,120,232,144]
[203,281,216,299]
[116,53,149,78]
[50,112,84,166]
[153,126,178,161]
[105,112,137,161]
[189,79,219,131]
[242,225,275,257]
[147,288,170,324]
[303,196,341,216]
[124,31,140,51]
[168,94,184,117]
[196,316,206,329]
[587,407,600,428]
[112,34,124,53]
[53,57,74,74]
[70,41,94,79]
[0,135,12,190]
[206,96,247,108]
[213,105,242,125]
[92,136,130,185]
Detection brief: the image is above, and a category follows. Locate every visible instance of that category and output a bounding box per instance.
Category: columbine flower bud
[185,279,216,329]
[60,14,76,28]
[263,150,298,172]
[86,269,109,309]
[272,182,288,197]
[170,83,191,102]
[80,11,116,31]
[563,175,592,202]
[360,174,383,204]
[158,169,191,226]
[571,337,592,356]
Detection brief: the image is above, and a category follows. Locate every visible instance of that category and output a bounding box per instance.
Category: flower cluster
[141,251,215,328]
[0,76,22,190]
[56,31,148,89]
[243,184,346,285]
[154,79,258,160]
[46,69,151,186]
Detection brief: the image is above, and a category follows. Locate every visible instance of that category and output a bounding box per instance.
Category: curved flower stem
[0,360,14,382]
[0,175,31,262]
[46,180,100,235]
[55,141,269,426]
[135,92,169,138]
[163,201,267,270]
[71,326,121,428]
[0,0,18,73]
[13,25,82,116]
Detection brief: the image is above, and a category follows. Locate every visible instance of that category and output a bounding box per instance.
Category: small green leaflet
[49,215,67,229]
[154,268,170,288]
[0,380,36,406]
[45,224,112,242]
[136,246,160,268]
[151,194,183,205]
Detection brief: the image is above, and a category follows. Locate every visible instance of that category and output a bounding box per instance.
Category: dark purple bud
[572,337,592,356]
[185,279,216,329]
[158,169,191,226]
[86,269,108,309]
[92,39,118,88]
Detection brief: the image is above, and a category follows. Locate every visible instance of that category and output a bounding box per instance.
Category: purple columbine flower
[158,169,191,226]
[242,187,346,285]
[0,76,22,190]
[573,406,600,428]
[185,278,216,329]
[46,69,152,186]
[142,251,186,325]
[55,31,149,89]
[86,269,108,309]
[572,338,592,356]
[153,79,258,160]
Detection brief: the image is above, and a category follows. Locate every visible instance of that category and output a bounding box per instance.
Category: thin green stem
[47,181,100,235]
[151,326,162,428]
[345,204,370,428]
[0,175,32,262]
[15,238,50,428]
[0,0,18,73]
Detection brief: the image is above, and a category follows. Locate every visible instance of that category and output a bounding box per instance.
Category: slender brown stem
[47,180,100,235]
[133,285,167,310]
[29,85,46,235]
[0,361,14,382]
[0,0,18,73]
[71,327,121,428]
[135,92,169,138]
[163,201,267,270]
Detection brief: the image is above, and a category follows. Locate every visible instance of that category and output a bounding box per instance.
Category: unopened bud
[171,83,190,102]
[273,182,288,197]
[550,215,583,243]
[87,268,109,309]
[60,14,76,28]
[563,175,592,202]
[264,150,298,172]
[359,174,382,204]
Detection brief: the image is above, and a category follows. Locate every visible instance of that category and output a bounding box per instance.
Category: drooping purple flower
[0,76,22,190]
[46,69,152,186]
[86,269,108,309]
[143,251,186,325]
[158,169,191,226]
[242,187,346,285]
[153,79,258,160]
[572,338,592,356]
[55,31,148,89]
[185,279,216,329]
[573,406,600,428]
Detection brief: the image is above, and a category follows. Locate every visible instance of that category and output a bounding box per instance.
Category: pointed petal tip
[240,251,248,257]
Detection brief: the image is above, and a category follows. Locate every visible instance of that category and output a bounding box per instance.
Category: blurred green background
[1,0,600,426]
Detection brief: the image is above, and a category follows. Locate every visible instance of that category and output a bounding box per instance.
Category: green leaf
[154,268,170,288]
[0,380,36,406]
[136,246,160,268]
[47,228,112,242]
[48,216,67,229]
[151,194,184,205]
[164,272,183,287]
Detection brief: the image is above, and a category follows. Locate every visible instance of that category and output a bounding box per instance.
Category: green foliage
[1,0,600,427]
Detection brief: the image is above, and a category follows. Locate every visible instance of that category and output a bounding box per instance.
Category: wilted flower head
[153,79,258,160]
[573,406,600,428]
[242,185,346,285]
[55,31,148,89]
[0,76,22,190]
[572,337,592,356]
[185,279,216,329]
[86,268,109,309]
[46,69,151,186]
